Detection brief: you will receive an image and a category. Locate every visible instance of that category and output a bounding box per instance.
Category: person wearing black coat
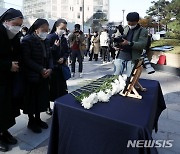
[21,19,53,133]
[47,19,69,105]
[0,8,23,152]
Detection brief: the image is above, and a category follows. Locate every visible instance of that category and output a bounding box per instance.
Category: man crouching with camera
[113,12,148,77]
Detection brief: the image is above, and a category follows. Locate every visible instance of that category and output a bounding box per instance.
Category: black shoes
[36,119,48,129]
[28,118,48,133]
[0,131,18,152]
[2,131,18,145]
[28,120,42,133]
[0,140,8,152]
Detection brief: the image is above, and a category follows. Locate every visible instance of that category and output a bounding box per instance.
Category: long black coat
[47,33,70,101]
[21,34,53,114]
[0,24,22,132]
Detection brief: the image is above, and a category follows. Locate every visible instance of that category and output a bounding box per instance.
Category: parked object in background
[158,54,166,65]
[151,46,174,51]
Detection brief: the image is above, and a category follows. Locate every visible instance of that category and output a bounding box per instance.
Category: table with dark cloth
[48,79,166,154]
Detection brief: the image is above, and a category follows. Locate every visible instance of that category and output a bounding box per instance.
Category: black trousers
[101,46,110,62]
[71,50,83,73]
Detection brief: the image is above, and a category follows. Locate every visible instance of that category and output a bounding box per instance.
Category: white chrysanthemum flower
[82,102,93,109]
[81,97,93,109]
[119,84,125,91]
[114,79,120,85]
[105,89,112,96]
[118,75,124,83]
[111,83,119,95]
[119,75,126,87]
[88,93,98,104]
[122,74,128,81]
[97,91,110,102]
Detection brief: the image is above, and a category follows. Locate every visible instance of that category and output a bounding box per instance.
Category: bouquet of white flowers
[72,75,127,109]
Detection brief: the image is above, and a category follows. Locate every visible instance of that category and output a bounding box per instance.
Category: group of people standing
[0,8,72,152]
[0,7,149,152]
[86,29,111,63]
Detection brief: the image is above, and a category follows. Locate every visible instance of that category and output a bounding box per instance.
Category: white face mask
[129,24,137,29]
[22,32,26,36]
[9,26,21,34]
[3,23,21,39]
[37,32,48,40]
[56,29,65,36]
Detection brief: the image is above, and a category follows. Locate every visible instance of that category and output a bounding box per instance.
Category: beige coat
[91,35,100,54]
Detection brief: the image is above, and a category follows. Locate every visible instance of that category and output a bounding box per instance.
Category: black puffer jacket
[47,33,70,67]
[21,34,53,82]
[0,24,12,83]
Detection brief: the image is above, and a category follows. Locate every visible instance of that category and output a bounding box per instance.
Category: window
[94,0,103,5]
[80,7,82,11]
[77,13,80,19]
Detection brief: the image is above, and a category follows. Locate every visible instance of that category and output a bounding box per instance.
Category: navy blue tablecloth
[48,79,166,154]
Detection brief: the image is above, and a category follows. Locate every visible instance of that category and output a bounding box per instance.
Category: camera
[74,30,80,33]
[113,36,124,47]
[141,49,155,74]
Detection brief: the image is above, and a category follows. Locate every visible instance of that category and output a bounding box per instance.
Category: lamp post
[82,0,84,32]
[122,9,125,27]
[157,6,160,32]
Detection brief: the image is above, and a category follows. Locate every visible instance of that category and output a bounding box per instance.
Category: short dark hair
[126,12,140,22]
[116,25,124,35]
[75,24,80,30]
[22,27,28,32]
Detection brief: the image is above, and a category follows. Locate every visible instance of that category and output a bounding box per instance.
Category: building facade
[23,0,109,25]
[0,0,4,8]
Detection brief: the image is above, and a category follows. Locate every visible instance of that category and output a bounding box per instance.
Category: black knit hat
[126,12,140,22]
[0,8,23,23]
[28,18,49,34]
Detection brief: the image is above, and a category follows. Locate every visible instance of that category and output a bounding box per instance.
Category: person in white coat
[100,29,110,63]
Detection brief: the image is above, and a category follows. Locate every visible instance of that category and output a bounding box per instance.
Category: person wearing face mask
[89,31,100,61]
[114,12,148,76]
[0,8,24,152]
[68,24,85,78]
[46,19,70,115]
[19,26,29,41]
[21,19,53,133]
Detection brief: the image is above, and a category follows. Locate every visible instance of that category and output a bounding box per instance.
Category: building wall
[23,0,52,19]
[0,0,4,8]
[23,0,109,24]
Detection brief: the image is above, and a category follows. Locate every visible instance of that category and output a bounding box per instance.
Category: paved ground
[2,57,180,154]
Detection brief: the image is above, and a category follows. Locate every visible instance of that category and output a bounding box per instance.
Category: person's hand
[44,69,52,78]
[114,47,120,51]
[42,69,52,78]
[41,68,46,76]
[57,58,64,64]
[120,38,129,46]
[11,61,19,72]
[54,40,60,46]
